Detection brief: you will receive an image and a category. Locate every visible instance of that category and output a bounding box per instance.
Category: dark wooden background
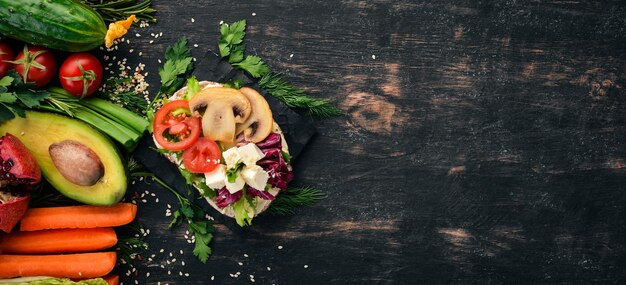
[114,0,626,284]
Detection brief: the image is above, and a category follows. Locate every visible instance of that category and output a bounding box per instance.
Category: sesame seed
[185,273,189,277]
[191,18,195,22]
[267,267,271,271]
[304,265,309,268]
[194,44,198,48]
[238,262,243,266]
[278,245,283,250]
[244,254,249,258]
[372,54,376,59]
[252,12,257,16]
[211,276,215,280]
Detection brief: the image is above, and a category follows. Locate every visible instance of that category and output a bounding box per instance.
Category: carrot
[0,228,117,254]
[19,203,137,231]
[0,252,116,279]
[102,274,120,285]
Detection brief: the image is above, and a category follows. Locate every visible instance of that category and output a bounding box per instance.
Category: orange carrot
[102,274,120,285]
[0,228,117,254]
[19,203,137,231]
[0,252,116,279]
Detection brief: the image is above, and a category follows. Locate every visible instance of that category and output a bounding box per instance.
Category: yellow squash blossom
[105,15,138,48]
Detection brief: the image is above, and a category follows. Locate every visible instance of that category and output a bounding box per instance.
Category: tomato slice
[153,100,201,151]
[182,137,221,173]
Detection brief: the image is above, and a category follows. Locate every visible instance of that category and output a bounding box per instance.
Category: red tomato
[59,52,104,97]
[14,46,57,88]
[0,42,14,78]
[153,100,202,151]
[182,137,221,173]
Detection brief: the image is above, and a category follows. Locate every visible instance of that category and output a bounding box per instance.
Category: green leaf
[225,162,244,183]
[0,76,13,87]
[0,104,16,123]
[184,76,201,100]
[181,204,194,219]
[223,80,244,90]
[232,193,253,227]
[6,104,25,118]
[16,89,49,108]
[233,56,270,78]
[168,209,183,228]
[0,92,17,104]
[190,220,213,263]
[228,43,245,63]
[166,37,192,62]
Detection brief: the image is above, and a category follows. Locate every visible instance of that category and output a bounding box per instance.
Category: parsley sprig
[0,72,49,123]
[131,169,214,263]
[218,20,341,117]
[147,37,195,126]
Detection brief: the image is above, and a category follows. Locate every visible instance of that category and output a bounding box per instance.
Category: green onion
[80,97,149,134]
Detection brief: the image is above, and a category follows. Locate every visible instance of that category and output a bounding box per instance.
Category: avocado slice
[0,111,127,206]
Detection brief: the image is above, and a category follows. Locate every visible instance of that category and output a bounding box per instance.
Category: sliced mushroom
[235,87,274,143]
[188,87,251,143]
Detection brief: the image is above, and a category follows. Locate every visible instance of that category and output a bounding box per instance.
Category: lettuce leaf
[0,277,107,285]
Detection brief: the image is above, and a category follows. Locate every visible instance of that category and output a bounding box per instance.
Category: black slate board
[134,51,316,192]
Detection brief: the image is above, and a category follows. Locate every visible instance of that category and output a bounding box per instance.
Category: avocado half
[0,111,127,206]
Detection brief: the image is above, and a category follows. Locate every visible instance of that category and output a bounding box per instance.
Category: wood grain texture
[107,0,626,284]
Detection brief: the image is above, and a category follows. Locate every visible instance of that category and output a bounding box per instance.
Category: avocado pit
[49,140,104,186]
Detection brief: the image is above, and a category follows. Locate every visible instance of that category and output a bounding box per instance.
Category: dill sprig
[259,73,342,117]
[99,77,148,115]
[82,0,156,23]
[116,223,149,265]
[265,186,326,215]
[218,20,341,118]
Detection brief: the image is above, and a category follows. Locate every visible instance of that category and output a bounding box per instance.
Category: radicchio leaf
[255,133,293,191]
[215,187,243,208]
[247,187,275,201]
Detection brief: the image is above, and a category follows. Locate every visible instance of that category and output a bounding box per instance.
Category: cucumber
[0,0,106,52]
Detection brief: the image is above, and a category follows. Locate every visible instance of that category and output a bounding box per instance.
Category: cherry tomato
[153,100,202,151]
[59,52,104,97]
[0,42,14,78]
[182,137,221,173]
[14,46,57,88]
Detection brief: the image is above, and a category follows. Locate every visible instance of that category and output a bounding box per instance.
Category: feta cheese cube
[204,165,226,190]
[222,147,242,167]
[225,173,245,194]
[241,165,269,190]
[238,143,265,166]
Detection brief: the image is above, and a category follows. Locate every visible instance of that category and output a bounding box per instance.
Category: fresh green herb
[218,20,247,59]
[0,72,49,123]
[131,168,214,263]
[115,222,149,264]
[218,20,341,117]
[148,37,195,126]
[232,55,270,78]
[265,186,325,215]
[81,0,156,23]
[99,76,149,115]
[259,72,342,117]
[226,162,244,183]
[223,80,244,90]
